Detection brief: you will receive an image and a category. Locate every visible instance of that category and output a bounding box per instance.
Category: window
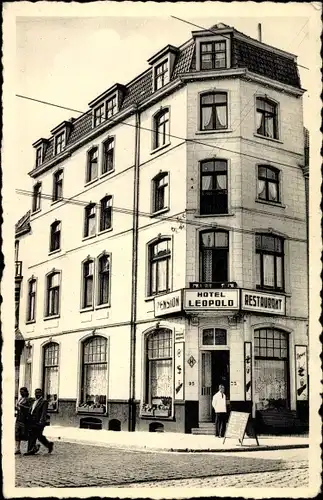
[144,329,172,416]
[152,173,169,213]
[257,166,280,203]
[200,159,228,214]
[46,272,60,317]
[94,104,105,127]
[202,328,227,345]
[82,259,94,308]
[80,336,107,411]
[27,278,37,322]
[200,92,228,131]
[43,342,59,411]
[102,138,114,174]
[24,344,33,391]
[84,203,96,238]
[200,230,229,284]
[98,254,111,305]
[106,96,117,119]
[153,109,170,149]
[32,183,42,212]
[36,147,42,167]
[54,132,65,155]
[155,61,168,90]
[86,147,98,183]
[256,234,284,291]
[52,170,63,202]
[99,196,112,232]
[200,41,226,70]
[148,238,171,296]
[254,328,289,410]
[256,97,278,139]
[50,221,61,252]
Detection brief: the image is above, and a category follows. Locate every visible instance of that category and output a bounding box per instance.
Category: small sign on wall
[175,329,185,343]
[244,342,252,401]
[174,342,184,400]
[295,345,308,400]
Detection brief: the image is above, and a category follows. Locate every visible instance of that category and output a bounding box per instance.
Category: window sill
[80,306,94,313]
[195,212,234,217]
[145,291,171,302]
[44,314,60,321]
[253,133,283,144]
[77,408,107,415]
[85,178,99,188]
[49,248,61,256]
[196,129,232,135]
[26,320,36,325]
[140,414,174,421]
[98,227,113,236]
[255,199,286,208]
[150,207,169,218]
[255,286,288,296]
[95,303,111,310]
[31,208,41,216]
[82,234,96,242]
[151,142,171,155]
[100,169,115,179]
[51,199,63,206]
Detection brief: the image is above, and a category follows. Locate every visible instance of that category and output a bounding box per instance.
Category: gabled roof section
[15,211,31,237]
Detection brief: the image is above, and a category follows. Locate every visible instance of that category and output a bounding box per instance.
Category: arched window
[148,238,171,296]
[257,166,280,203]
[27,277,37,322]
[86,147,98,183]
[153,109,169,149]
[97,253,111,305]
[84,203,96,238]
[80,336,108,412]
[52,169,63,201]
[99,196,112,232]
[32,182,42,213]
[144,328,172,417]
[50,221,61,252]
[43,342,59,411]
[256,233,284,291]
[82,259,94,308]
[200,92,228,131]
[152,172,169,213]
[102,137,114,174]
[254,328,289,410]
[256,97,278,139]
[199,230,229,284]
[45,271,61,317]
[200,159,228,214]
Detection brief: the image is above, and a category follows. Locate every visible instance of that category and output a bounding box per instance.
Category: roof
[15,211,31,237]
[32,24,302,173]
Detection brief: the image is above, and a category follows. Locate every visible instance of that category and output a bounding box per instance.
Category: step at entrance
[191,422,215,435]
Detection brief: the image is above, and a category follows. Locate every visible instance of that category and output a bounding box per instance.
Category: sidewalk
[43,425,309,453]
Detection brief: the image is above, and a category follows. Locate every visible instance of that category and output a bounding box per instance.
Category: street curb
[48,437,309,453]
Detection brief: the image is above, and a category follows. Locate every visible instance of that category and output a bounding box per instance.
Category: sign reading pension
[154,290,183,317]
[241,290,286,315]
[184,289,239,310]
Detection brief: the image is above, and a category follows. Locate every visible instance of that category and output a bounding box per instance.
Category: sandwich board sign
[223,411,259,446]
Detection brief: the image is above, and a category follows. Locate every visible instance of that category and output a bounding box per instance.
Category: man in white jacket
[212,384,227,437]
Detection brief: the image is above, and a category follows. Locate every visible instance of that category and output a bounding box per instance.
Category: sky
[6,2,321,220]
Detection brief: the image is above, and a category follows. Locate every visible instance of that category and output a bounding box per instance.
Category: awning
[15,328,25,342]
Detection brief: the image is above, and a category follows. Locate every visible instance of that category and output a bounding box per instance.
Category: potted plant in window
[154,397,171,417]
[140,403,155,417]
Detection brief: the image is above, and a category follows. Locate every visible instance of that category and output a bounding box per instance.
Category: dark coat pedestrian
[15,387,32,454]
[24,388,53,455]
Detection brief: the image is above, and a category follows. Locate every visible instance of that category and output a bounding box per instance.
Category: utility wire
[16,94,305,171]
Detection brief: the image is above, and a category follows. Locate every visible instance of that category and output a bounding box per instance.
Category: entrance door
[199,350,230,422]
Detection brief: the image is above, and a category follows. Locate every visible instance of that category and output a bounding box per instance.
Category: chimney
[258,23,262,42]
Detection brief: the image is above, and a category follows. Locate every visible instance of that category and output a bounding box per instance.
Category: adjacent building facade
[15,23,309,433]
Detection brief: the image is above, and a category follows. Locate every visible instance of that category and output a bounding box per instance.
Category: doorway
[199,350,230,422]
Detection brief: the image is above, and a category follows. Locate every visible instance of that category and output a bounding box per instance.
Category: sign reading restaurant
[241,290,286,316]
[184,289,240,310]
[154,290,183,317]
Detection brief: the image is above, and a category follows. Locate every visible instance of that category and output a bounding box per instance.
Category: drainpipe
[128,106,141,432]
[257,23,262,42]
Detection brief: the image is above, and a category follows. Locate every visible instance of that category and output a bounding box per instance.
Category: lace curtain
[150,359,172,399]
[254,359,287,409]
[84,363,107,404]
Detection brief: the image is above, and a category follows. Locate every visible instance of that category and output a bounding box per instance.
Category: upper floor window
[200,92,228,131]
[200,41,226,70]
[32,182,42,212]
[200,230,229,284]
[86,147,98,183]
[202,328,227,345]
[27,278,37,322]
[52,170,63,202]
[99,196,112,232]
[102,138,114,175]
[98,254,111,306]
[94,104,105,127]
[106,96,117,119]
[154,60,168,91]
[152,172,169,213]
[45,271,61,317]
[257,166,280,203]
[256,97,278,140]
[84,203,96,238]
[36,147,43,167]
[148,238,171,296]
[256,234,284,291]
[80,336,108,412]
[43,342,59,411]
[82,259,94,308]
[153,109,169,149]
[54,132,65,155]
[200,159,228,214]
[50,221,61,252]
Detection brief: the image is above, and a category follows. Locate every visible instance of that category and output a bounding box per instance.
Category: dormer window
[106,96,117,119]
[89,84,126,129]
[36,147,43,168]
[32,138,49,168]
[94,104,105,127]
[155,60,168,91]
[200,41,226,70]
[54,132,65,155]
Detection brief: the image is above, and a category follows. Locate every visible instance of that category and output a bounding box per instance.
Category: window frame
[97,253,112,307]
[86,146,99,184]
[42,342,60,412]
[201,328,227,346]
[26,277,37,323]
[257,165,281,204]
[200,40,227,71]
[45,271,61,318]
[81,258,95,310]
[52,169,64,202]
[152,108,170,151]
[199,91,228,132]
[49,220,61,253]
[36,147,43,168]
[154,59,169,91]
[83,203,97,239]
[54,131,66,155]
[199,230,229,284]
[93,104,105,127]
[199,159,228,215]
[255,233,285,292]
[147,237,172,297]
[32,182,42,213]
[152,172,169,214]
[79,335,108,413]
[99,196,113,233]
[255,96,279,140]
[101,137,115,175]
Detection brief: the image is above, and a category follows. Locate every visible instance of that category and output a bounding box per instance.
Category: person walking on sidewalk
[15,387,32,455]
[212,384,227,438]
[24,388,53,456]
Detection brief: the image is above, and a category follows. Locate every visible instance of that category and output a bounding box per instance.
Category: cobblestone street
[15,442,308,488]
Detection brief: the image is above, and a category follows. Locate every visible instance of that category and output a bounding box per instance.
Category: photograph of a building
[14,20,309,437]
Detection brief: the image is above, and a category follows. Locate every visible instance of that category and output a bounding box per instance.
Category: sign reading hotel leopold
[184,289,239,310]
[241,290,286,315]
[154,290,183,317]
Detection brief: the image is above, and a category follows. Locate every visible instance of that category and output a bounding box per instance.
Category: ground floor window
[142,328,173,417]
[24,345,32,393]
[79,336,108,413]
[254,328,289,410]
[43,342,59,410]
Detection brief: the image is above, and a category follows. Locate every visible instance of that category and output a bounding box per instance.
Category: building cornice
[242,70,305,96]
[180,68,247,82]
